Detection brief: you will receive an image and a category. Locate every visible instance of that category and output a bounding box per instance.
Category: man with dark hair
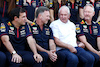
[30,6,57,67]
[0,7,43,67]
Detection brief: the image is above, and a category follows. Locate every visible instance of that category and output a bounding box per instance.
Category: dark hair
[9,7,26,21]
[36,6,49,18]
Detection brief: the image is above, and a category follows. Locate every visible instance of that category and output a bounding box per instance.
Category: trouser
[0,51,6,67]
[87,51,99,67]
[55,47,95,67]
[5,51,42,67]
[38,51,49,67]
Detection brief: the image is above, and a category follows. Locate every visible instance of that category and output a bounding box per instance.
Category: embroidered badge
[1,23,6,32]
[32,27,38,34]
[76,24,80,33]
[7,22,12,26]
[80,20,85,24]
[31,22,35,26]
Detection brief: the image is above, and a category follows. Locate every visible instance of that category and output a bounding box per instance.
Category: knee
[87,55,95,64]
[0,52,6,62]
[68,55,79,64]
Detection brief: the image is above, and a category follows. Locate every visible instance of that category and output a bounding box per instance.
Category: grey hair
[83,4,94,12]
[58,5,70,14]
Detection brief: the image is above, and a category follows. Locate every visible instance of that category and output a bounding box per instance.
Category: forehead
[84,6,93,11]
[19,12,26,16]
[43,11,50,14]
[60,8,68,14]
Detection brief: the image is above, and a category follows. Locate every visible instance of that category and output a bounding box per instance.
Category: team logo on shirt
[93,26,98,35]
[20,26,26,37]
[45,28,50,35]
[83,25,88,33]
[1,23,6,32]
[31,22,35,26]
[76,24,80,33]
[9,27,15,35]
[80,20,85,24]
[32,27,39,34]
[7,22,12,26]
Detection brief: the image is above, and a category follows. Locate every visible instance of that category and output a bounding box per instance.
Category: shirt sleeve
[49,27,54,40]
[76,23,84,37]
[25,23,32,37]
[50,22,60,39]
[0,22,8,38]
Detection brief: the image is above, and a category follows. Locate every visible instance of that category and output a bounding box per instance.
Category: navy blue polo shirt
[76,20,100,50]
[30,22,54,50]
[66,1,80,24]
[0,21,32,52]
[79,0,100,22]
[0,0,10,22]
[16,0,38,21]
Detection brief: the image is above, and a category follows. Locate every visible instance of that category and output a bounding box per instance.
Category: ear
[93,12,95,16]
[68,14,71,19]
[38,14,42,19]
[14,16,18,21]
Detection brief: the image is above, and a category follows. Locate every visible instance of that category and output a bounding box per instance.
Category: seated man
[30,6,57,67]
[50,5,95,67]
[0,7,43,67]
[76,4,100,67]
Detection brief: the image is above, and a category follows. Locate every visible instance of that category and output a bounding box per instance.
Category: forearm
[49,9,54,22]
[97,37,100,50]
[79,8,84,19]
[1,35,15,54]
[36,44,49,54]
[96,11,100,22]
[54,37,71,49]
[27,36,38,54]
[49,39,56,51]
[79,36,99,54]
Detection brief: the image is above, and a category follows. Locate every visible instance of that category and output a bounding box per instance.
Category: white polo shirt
[50,19,78,51]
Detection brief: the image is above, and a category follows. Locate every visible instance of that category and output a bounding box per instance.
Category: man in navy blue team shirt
[0,7,43,67]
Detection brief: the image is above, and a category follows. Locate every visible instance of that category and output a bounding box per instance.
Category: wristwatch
[12,51,16,55]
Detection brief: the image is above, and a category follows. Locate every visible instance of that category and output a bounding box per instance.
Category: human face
[59,8,70,23]
[17,12,27,25]
[41,11,50,24]
[83,6,95,20]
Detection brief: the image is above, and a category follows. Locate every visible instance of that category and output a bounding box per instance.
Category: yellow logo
[31,22,35,26]
[7,22,12,26]
[80,20,85,24]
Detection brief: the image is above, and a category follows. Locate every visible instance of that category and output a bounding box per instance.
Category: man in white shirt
[50,6,95,67]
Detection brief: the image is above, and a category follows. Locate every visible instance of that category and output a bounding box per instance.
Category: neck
[58,0,61,4]
[85,19,92,25]
[12,21,20,29]
[36,18,44,30]
[70,0,75,3]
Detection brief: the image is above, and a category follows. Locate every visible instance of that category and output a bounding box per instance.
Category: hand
[33,54,43,63]
[78,42,85,48]
[11,53,22,63]
[68,45,77,53]
[48,50,57,62]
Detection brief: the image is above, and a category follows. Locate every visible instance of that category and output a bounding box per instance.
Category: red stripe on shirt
[89,26,92,34]
[17,29,19,38]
